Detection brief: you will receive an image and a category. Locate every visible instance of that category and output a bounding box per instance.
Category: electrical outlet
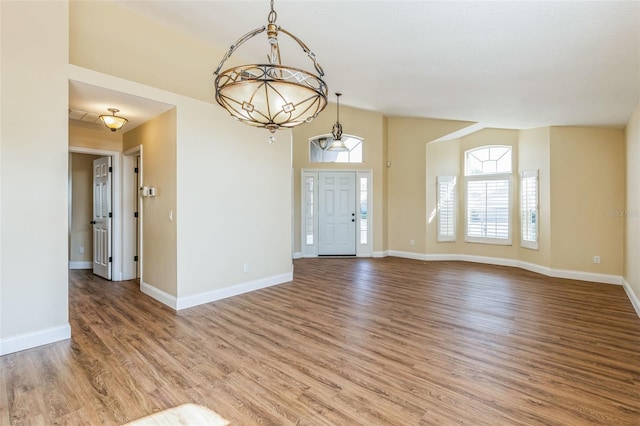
[79,246,85,254]
[243,262,249,273]
[593,256,601,264]
[409,240,415,246]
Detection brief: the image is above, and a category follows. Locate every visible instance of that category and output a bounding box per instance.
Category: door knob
[91,220,96,225]
[352,218,355,222]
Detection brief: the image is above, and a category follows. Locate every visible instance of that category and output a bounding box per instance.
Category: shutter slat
[520,174,538,244]
[466,178,510,240]
[437,177,456,241]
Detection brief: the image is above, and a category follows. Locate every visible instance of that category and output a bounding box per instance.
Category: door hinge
[134,167,138,173]
[109,212,112,218]
[109,166,113,173]
[108,256,112,263]
[134,212,138,218]
[134,255,138,262]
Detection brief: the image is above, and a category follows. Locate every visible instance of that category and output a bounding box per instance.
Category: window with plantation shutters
[464,146,512,245]
[437,176,456,242]
[520,170,539,250]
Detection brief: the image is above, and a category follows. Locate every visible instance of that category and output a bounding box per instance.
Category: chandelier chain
[268,0,277,24]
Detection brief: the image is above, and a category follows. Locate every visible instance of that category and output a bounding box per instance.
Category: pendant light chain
[332,93,343,141]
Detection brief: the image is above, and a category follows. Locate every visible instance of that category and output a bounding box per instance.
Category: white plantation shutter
[466,176,511,243]
[520,170,539,249]
[437,176,456,242]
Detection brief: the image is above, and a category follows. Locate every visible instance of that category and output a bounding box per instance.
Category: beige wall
[550,126,625,275]
[176,105,293,298]
[423,125,624,280]
[625,104,640,305]
[387,117,475,254]
[425,138,461,255]
[291,103,385,254]
[69,153,100,263]
[1,1,70,351]
[124,109,178,297]
[382,118,389,250]
[70,0,221,104]
[518,127,551,267]
[69,121,123,151]
[71,1,294,303]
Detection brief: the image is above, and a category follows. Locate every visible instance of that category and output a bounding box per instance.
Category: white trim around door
[69,146,123,281]
[300,169,373,258]
[123,145,143,281]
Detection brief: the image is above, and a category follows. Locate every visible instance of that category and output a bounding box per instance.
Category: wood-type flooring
[1,258,639,425]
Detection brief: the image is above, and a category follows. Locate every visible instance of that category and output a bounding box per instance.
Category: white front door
[318,171,356,255]
[92,156,112,280]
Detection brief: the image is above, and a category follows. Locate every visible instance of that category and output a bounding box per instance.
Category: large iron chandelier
[213,0,328,133]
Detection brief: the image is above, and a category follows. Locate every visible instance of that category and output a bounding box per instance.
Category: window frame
[436,176,456,242]
[520,170,539,250]
[464,146,513,246]
[308,134,364,163]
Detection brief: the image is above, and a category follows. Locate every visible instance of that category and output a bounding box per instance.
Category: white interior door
[318,171,356,255]
[92,156,112,280]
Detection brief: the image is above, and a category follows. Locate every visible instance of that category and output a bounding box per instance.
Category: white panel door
[92,156,112,280]
[318,171,356,255]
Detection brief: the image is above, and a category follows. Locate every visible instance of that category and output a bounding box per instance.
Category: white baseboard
[69,261,92,270]
[543,267,622,285]
[176,272,293,310]
[373,251,387,258]
[389,252,623,286]
[388,250,428,261]
[622,278,640,317]
[0,324,71,356]
[292,252,303,259]
[141,282,178,310]
[141,273,293,311]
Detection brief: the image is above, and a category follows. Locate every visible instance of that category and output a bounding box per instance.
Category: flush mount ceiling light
[213,0,328,133]
[99,108,128,132]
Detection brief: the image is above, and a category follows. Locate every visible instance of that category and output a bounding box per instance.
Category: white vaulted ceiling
[109,0,639,129]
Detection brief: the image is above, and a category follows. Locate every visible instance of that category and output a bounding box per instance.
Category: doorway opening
[69,152,102,271]
[68,146,141,282]
[68,146,127,281]
[300,169,373,257]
